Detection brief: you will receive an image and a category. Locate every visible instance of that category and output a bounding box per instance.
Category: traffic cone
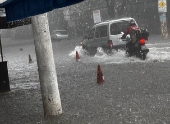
[76,51,80,61]
[29,54,33,63]
[97,65,105,84]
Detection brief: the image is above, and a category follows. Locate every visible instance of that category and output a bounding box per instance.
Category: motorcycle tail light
[108,40,113,48]
[140,38,146,45]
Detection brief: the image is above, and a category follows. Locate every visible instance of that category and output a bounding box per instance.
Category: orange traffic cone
[97,65,105,84]
[76,51,80,61]
[29,54,33,63]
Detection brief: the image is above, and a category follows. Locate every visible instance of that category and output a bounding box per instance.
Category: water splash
[70,43,170,64]
[69,45,86,57]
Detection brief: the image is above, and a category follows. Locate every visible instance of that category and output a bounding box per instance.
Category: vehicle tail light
[140,38,146,45]
[108,40,113,48]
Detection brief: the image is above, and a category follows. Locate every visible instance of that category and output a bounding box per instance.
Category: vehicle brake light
[108,40,113,48]
[140,38,146,45]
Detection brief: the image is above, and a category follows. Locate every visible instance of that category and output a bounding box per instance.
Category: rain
[0,0,170,124]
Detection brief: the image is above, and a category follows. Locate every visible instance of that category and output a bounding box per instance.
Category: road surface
[0,36,170,124]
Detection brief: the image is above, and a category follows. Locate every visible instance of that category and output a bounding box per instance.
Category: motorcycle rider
[121,19,141,53]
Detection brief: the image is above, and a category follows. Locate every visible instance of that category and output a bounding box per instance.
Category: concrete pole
[159,13,168,39]
[31,13,62,116]
[0,35,3,62]
[0,30,3,62]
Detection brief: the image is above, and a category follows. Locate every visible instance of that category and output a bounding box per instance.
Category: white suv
[82,17,138,54]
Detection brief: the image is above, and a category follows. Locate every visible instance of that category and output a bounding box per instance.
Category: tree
[48,9,68,32]
[118,0,128,17]
[167,0,170,34]
[105,0,116,19]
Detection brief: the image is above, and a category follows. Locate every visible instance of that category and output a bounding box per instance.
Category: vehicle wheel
[141,52,146,60]
[82,45,87,50]
[135,51,140,58]
[82,45,88,55]
[103,48,112,55]
[107,50,113,55]
[82,45,96,56]
[88,48,97,56]
[115,49,119,52]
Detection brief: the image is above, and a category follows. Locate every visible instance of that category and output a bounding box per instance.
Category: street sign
[158,0,167,13]
[93,10,101,23]
[159,13,166,21]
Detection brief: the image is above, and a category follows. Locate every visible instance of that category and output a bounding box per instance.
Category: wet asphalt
[0,36,170,124]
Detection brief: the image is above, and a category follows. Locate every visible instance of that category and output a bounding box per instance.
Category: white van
[82,17,138,54]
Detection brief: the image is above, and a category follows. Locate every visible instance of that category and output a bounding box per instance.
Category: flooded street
[0,0,170,123]
[2,36,170,92]
[1,37,170,124]
[70,41,170,64]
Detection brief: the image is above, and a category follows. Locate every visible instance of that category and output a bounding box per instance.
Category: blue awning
[0,0,84,21]
[0,17,31,29]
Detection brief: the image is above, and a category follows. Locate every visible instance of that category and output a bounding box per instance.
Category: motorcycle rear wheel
[141,52,146,60]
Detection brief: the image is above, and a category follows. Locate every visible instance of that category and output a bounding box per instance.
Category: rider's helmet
[129,19,136,26]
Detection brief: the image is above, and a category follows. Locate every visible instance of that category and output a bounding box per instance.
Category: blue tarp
[0,0,84,21]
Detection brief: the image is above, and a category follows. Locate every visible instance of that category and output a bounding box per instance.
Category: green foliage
[47,0,169,37]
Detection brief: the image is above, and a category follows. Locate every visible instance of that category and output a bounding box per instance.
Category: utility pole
[158,0,168,39]
[0,34,3,62]
[31,13,62,116]
[0,29,3,62]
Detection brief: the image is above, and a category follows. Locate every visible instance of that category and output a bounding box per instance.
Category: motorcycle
[125,29,149,60]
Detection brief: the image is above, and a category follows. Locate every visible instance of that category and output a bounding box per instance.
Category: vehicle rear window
[110,21,129,35]
[95,25,107,38]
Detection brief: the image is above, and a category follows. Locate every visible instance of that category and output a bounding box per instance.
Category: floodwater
[2,36,170,90]
[2,37,170,91]
[1,37,170,124]
[69,42,170,64]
